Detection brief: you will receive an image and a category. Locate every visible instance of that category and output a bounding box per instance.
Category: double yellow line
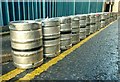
[0,20,116,81]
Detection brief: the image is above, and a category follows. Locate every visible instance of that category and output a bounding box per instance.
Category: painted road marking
[15,21,117,81]
[0,69,25,81]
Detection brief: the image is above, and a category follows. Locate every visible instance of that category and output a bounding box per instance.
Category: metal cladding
[90,14,96,34]
[9,20,43,69]
[59,17,72,50]
[78,15,86,40]
[41,18,60,57]
[70,16,80,45]
[86,15,90,36]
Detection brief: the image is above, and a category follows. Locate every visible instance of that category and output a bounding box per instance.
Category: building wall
[0,0,104,26]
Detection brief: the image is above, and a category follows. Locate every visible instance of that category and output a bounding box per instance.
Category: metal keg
[78,15,86,40]
[95,14,101,31]
[86,14,90,36]
[60,34,72,50]
[41,18,60,57]
[9,20,43,69]
[101,13,106,28]
[70,16,80,45]
[90,14,96,34]
[59,17,72,50]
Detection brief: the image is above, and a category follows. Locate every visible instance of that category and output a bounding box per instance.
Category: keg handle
[9,24,15,30]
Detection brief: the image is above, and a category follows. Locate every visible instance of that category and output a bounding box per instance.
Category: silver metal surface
[9,21,43,69]
[43,38,60,57]
[12,48,43,69]
[10,29,42,50]
[72,33,79,45]
[9,20,41,31]
[70,16,80,33]
[60,34,72,50]
[90,24,95,34]
[43,18,60,27]
[60,23,72,32]
[42,26,60,39]
[90,14,96,33]
[79,28,86,39]
[59,17,71,24]
[86,15,90,36]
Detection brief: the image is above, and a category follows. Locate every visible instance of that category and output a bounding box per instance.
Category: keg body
[42,18,60,57]
[60,34,72,50]
[79,15,86,40]
[101,14,106,28]
[70,16,80,45]
[43,38,60,57]
[86,15,90,36]
[9,20,43,69]
[59,17,72,50]
[90,14,96,34]
[95,14,101,31]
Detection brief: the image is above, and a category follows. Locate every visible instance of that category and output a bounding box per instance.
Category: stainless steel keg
[86,14,90,36]
[95,14,101,31]
[101,13,106,28]
[59,17,72,50]
[70,16,80,44]
[90,14,96,34]
[78,15,86,39]
[9,20,43,69]
[41,18,60,57]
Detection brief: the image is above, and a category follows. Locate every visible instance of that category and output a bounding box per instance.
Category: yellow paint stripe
[0,69,25,81]
[16,20,117,81]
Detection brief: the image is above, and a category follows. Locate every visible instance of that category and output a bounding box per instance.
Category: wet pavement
[1,18,119,80]
[1,35,11,55]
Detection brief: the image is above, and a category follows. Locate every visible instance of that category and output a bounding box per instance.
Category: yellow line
[0,69,25,81]
[15,20,117,81]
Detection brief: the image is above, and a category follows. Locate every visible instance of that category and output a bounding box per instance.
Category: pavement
[1,18,120,81]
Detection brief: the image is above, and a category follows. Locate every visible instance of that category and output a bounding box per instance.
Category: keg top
[59,16,71,24]
[76,14,86,19]
[69,15,80,21]
[35,19,42,25]
[9,20,41,31]
[43,18,60,26]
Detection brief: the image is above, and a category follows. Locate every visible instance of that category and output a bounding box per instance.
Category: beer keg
[9,20,43,69]
[78,15,86,40]
[90,14,96,34]
[86,14,90,36]
[101,13,106,28]
[41,18,60,57]
[59,17,72,50]
[70,16,80,45]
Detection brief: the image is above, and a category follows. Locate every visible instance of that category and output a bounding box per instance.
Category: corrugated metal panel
[0,1,104,26]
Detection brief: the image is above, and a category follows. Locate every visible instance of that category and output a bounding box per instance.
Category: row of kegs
[9,12,118,69]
